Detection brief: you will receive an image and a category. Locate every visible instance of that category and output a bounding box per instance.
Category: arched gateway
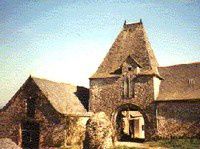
[112,104,147,142]
[89,21,161,141]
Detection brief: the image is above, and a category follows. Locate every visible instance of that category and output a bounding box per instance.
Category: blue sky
[0,0,200,107]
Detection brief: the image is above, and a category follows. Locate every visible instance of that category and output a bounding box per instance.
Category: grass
[59,139,200,149]
[112,146,139,149]
[148,138,200,149]
[112,139,200,149]
[114,146,144,149]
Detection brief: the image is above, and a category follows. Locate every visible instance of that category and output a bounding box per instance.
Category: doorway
[21,121,40,149]
[113,104,145,142]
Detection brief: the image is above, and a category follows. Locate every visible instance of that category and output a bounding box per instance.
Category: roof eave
[89,75,121,80]
[156,98,200,102]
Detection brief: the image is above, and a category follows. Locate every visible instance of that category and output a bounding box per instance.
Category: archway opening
[113,104,145,142]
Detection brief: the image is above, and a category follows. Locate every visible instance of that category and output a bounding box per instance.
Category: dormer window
[122,55,142,74]
[135,66,140,74]
[110,56,142,76]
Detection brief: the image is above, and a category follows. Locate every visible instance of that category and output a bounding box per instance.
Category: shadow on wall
[38,97,62,124]
[75,86,89,111]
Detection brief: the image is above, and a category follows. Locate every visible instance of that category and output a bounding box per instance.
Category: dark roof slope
[32,77,89,115]
[91,21,159,78]
[158,62,200,101]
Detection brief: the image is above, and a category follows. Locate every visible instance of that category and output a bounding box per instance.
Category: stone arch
[111,103,148,142]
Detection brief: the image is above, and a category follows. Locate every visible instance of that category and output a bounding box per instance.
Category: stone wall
[0,92,26,144]
[0,78,92,148]
[156,100,200,138]
[45,115,90,148]
[90,75,158,140]
[0,79,65,147]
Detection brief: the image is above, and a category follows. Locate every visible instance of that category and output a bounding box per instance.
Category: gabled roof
[158,62,200,101]
[122,55,142,68]
[91,21,159,79]
[31,77,89,115]
[110,55,141,75]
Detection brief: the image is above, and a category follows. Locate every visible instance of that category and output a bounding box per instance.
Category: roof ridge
[0,77,32,111]
[31,76,75,86]
[123,55,142,68]
[158,62,200,68]
[124,21,142,27]
[142,25,159,69]
[94,26,124,74]
[30,76,88,115]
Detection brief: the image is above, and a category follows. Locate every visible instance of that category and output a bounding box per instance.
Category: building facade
[0,77,89,148]
[89,21,200,141]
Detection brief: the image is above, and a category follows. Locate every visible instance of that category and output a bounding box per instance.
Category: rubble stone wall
[156,100,200,138]
[89,75,158,140]
[0,79,64,147]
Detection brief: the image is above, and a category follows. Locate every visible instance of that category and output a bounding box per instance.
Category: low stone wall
[156,100,200,139]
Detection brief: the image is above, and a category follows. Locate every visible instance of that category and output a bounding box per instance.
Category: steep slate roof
[158,62,200,101]
[31,77,88,115]
[91,21,159,78]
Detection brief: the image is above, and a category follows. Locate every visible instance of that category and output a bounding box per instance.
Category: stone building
[89,21,200,141]
[0,77,89,148]
[0,20,200,148]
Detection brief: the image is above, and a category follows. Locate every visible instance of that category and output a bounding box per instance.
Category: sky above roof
[0,0,200,107]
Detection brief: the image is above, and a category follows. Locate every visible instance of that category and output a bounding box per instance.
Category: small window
[188,79,195,85]
[128,66,132,71]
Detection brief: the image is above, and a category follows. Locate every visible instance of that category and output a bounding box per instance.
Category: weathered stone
[156,101,200,138]
[89,21,200,141]
[1,20,200,149]
[0,138,21,149]
[0,77,89,148]
[84,112,113,149]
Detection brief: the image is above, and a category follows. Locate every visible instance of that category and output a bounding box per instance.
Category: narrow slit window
[123,77,128,98]
[128,77,131,98]
[122,77,134,99]
[130,80,135,98]
[27,98,36,118]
